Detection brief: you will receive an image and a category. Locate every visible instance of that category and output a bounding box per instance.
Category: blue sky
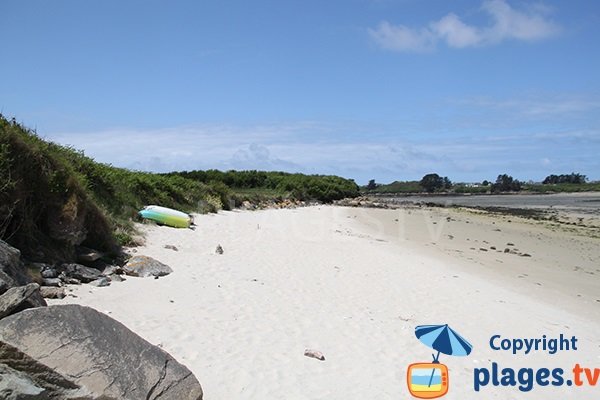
[1,0,599,184]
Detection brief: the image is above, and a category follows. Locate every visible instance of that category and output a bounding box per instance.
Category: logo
[407,324,473,399]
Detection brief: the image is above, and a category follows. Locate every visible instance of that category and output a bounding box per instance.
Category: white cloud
[368,21,435,53]
[370,0,560,52]
[460,94,600,117]
[482,0,559,43]
[430,13,483,48]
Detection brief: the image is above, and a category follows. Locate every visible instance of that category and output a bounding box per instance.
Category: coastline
[49,205,600,399]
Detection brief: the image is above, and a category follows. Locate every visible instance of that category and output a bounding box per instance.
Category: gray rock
[0,342,90,399]
[304,349,326,361]
[41,278,63,287]
[40,286,67,299]
[0,240,21,272]
[100,264,121,276]
[0,283,47,319]
[164,245,179,251]
[76,246,103,264]
[0,270,15,295]
[110,274,125,282]
[0,240,28,286]
[58,272,82,285]
[215,244,224,255]
[59,263,101,283]
[123,255,173,278]
[0,305,203,399]
[88,277,110,287]
[41,267,58,279]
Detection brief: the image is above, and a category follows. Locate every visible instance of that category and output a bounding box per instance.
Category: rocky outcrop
[239,198,308,211]
[0,240,28,288]
[123,256,173,278]
[334,196,392,209]
[0,304,203,399]
[0,283,46,319]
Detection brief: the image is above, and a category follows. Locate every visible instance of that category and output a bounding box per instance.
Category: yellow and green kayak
[138,205,192,228]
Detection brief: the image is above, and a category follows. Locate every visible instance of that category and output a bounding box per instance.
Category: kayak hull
[138,205,191,228]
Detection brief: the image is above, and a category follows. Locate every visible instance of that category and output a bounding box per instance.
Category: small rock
[507,242,514,246]
[101,265,121,276]
[109,274,125,282]
[61,274,82,285]
[123,256,173,278]
[89,277,111,287]
[76,246,103,264]
[490,246,496,250]
[504,248,510,253]
[215,245,224,255]
[304,349,325,361]
[479,248,488,252]
[41,268,58,279]
[40,286,67,299]
[59,263,101,283]
[42,278,63,287]
[164,245,179,251]
[520,253,532,257]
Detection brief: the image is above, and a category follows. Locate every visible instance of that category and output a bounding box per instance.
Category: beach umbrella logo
[407,324,473,399]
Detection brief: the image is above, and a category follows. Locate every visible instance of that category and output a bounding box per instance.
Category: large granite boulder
[0,270,15,296]
[0,240,21,273]
[0,305,203,399]
[0,283,46,319]
[123,256,173,278]
[0,342,90,399]
[0,240,28,288]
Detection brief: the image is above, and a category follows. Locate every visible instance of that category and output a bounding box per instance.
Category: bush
[420,173,451,193]
[542,173,587,185]
[491,174,522,193]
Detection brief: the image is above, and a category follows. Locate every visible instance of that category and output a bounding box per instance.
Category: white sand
[51,206,600,399]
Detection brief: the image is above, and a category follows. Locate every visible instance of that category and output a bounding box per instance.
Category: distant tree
[420,173,445,193]
[491,174,522,193]
[366,179,378,191]
[482,180,490,186]
[443,176,452,190]
[542,173,587,185]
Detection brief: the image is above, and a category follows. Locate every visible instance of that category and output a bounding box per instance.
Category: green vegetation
[419,173,451,193]
[523,182,600,193]
[168,170,359,203]
[491,174,522,193]
[1,116,358,261]
[366,172,599,195]
[364,180,422,194]
[543,173,587,184]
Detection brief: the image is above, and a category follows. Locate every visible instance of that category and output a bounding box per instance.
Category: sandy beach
[49,205,600,399]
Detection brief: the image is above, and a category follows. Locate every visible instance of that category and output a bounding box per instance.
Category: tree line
[366,172,591,194]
